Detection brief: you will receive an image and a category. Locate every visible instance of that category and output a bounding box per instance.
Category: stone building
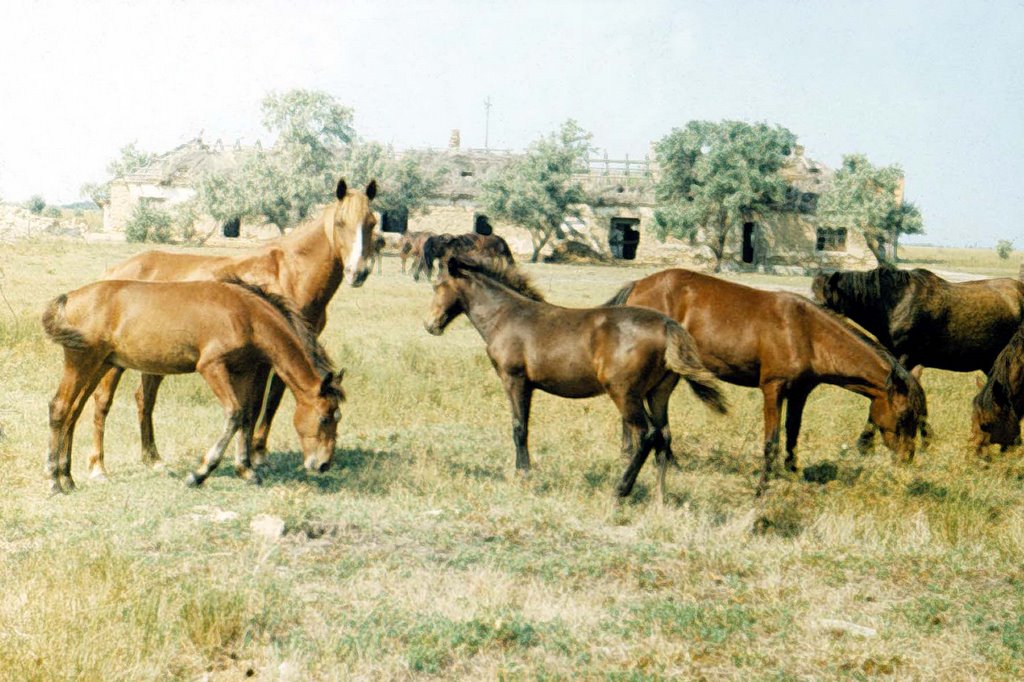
[101,132,876,271]
[398,134,873,271]
[102,137,251,233]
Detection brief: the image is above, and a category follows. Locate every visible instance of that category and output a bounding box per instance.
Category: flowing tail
[42,294,88,350]
[664,320,728,414]
[603,281,636,307]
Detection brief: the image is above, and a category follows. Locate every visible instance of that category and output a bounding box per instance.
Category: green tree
[340,141,446,224]
[996,239,1013,260]
[652,120,797,273]
[123,202,173,243]
[196,89,355,233]
[816,154,923,264]
[80,142,157,206]
[479,120,592,262]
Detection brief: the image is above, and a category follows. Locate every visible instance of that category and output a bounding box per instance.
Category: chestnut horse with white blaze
[42,280,345,494]
[86,179,375,480]
[424,256,727,504]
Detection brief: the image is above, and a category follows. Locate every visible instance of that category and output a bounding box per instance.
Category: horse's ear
[365,180,377,201]
[976,375,987,390]
[336,179,347,201]
[447,255,470,278]
[887,368,908,395]
[319,372,335,397]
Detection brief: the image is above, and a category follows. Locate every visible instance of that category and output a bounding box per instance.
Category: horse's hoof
[49,481,66,496]
[185,472,202,488]
[149,460,166,472]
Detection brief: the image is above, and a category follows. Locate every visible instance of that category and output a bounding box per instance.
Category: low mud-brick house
[102,137,250,233]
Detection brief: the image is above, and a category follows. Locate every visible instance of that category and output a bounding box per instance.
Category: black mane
[450,255,545,302]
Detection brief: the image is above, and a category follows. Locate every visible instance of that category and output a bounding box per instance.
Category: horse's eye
[319,415,332,426]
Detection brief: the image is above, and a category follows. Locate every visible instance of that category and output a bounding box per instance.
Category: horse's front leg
[87,366,124,480]
[231,368,268,485]
[501,372,533,473]
[251,373,285,466]
[783,386,811,473]
[186,363,243,488]
[756,381,786,497]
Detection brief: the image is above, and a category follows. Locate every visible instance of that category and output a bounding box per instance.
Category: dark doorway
[222,216,240,238]
[380,209,408,234]
[609,218,641,260]
[741,222,755,264]
[474,214,493,235]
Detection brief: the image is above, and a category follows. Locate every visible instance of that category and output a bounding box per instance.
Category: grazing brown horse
[608,268,927,495]
[86,179,375,479]
[972,322,1024,454]
[423,256,727,503]
[812,264,1024,374]
[420,233,515,280]
[42,280,344,494]
[398,231,431,277]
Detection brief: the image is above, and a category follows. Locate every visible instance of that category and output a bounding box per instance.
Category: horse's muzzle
[348,268,370,288]
[424,320,444,336]
[304,456,332,474]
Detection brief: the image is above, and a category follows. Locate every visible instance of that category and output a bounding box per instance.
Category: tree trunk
[530,229,552,263]
[711,217,728,273]
[865,235,888,265]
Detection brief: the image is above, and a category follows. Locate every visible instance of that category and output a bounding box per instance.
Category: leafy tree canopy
[653,120,797,272]
[816,153,923,264]
[339,141,446,220]
[80,142,158,206]
[197,89,356,232]
[479,119,592,262]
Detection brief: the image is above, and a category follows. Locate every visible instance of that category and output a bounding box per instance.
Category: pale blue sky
[0,0,1021,246]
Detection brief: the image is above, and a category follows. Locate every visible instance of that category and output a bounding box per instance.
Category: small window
[473,214,493,235]
[816,227,847,252]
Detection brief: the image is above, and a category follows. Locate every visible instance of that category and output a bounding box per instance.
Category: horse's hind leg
[646,375,680,505]
[48,353,110,494]
[610,390,658,500]
[251,373,285,466]
[87,366,124,480]
[136,374,165,467]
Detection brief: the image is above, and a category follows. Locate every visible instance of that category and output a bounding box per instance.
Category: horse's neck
[250,307,320,399]
[812,320,891,399]
[461,276,531,342]
[279,220,344,314]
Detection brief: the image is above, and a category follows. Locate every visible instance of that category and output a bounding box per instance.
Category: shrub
[996,239,1013,260]
[43,206,62,219]
[26,195,46,214]
[124,203,174,243]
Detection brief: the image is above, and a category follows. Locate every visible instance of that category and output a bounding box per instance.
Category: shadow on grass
[172,447,405,494]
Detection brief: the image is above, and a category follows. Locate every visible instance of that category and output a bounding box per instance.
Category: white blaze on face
[344,222,364,284]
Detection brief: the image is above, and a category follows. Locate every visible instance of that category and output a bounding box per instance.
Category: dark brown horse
[812,264,1024,374]
[972,321,1024,454]
[423,256,727,503]
[608,268,927,495]
[420,233,515,280]
[86,179,375,480]
[42,280,344,494]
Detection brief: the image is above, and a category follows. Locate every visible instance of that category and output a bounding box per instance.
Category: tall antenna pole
[484,96,492,151]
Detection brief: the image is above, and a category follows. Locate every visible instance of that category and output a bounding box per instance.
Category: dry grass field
[2,238,1024,680]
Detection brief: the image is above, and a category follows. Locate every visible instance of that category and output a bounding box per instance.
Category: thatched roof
[123,138,254,186]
